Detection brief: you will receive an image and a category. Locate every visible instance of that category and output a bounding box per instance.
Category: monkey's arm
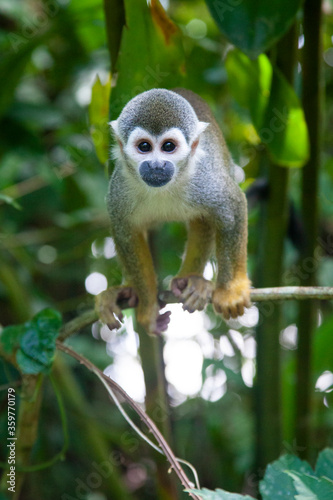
[95,172,170,334]
[114,229,158,327]
[96,226,170,334]
[212,189,251,319]
[171,217,214,312]
[178,217,214,276]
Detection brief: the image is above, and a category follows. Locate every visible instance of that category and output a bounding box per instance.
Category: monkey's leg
[171,217,214,313]
[212,214,251,320]
[96,231,170,334]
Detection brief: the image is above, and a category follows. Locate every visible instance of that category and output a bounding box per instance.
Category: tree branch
[58,286,333,341]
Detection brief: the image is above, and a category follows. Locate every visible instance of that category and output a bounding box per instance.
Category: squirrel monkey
[95,89,251,334]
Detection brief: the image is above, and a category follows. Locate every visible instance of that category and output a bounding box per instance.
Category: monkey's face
[122,127,193,187]
[116,126,205,188]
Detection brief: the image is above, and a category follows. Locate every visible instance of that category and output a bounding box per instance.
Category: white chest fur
[129,183,202,228]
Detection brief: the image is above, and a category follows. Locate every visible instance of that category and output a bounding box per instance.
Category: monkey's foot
[212,277,251,320]
[171,275,214,313]
[137,303,171,335]
[95,286,139,330]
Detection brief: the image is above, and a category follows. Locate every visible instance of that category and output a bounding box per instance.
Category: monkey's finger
[229,306,239,319]
[192,289,212,309]
[117,287,132,299]
[213,301,222,314]
[110,302,123,319]
[182,293,206,312]
[236,303,245,317]
[155,311,171,333]
[223,308,231,320]
[183,303,195,313]
[171,278,188,296]
[191,296,207,311]
[127,293,139,308]
[179,283,197,302]
[107,320,121,331]
[243,296,251,309]
[106,312,123,330]
[117,287,139,308]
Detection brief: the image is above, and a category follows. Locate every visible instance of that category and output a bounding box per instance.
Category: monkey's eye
[138,141,152,153]
[161,141,176,152]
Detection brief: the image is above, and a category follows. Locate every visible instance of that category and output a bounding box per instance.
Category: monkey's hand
[212,276,251,320]
[171,275,214,313]
[95,286,139,330]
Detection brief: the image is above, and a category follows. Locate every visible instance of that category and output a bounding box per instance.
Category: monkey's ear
[191,121,209,153]
[109,120,123,151]
[196,121,209,136]
[109,120,119,137]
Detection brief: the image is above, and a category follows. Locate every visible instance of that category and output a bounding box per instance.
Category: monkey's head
[110,89,208,188]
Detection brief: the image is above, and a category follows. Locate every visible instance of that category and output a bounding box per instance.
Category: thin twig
[56,342,202,500]
[96,371,200,489]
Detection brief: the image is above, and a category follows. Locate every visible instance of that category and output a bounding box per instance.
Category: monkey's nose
[139,160,175,187]
[150,160,167,170]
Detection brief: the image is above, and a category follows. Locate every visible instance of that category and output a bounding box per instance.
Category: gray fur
[108,88,248,291]
[115,89,199,142]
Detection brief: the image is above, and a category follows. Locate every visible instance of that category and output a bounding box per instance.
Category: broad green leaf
[0,309,62,374]
[110,0,185,120]
[260,454,314,499]
[205,0,302,58]
[224,52,272,129]
[188,488,255,499]
[288,472,333,499]
[103,0,125,73]
[225,49,309,167]
[89,75,111,165]
[262,66,309,166]
[316,449,333,481]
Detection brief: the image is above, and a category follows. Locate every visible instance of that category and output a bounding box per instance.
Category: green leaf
[205,0,302,58]
[89,75,111,165]
[316,449,333,481]
[0,325,25,354]
[188,488,255,499]
[104,0,125,73]
[110,0,185,120]
[225,49,309,167]
[0,309,62,374]
[260,454,314,499]
[0,194,22,210]
[16,347,47,375]
[32,308,62,334]
[288,472,333,499]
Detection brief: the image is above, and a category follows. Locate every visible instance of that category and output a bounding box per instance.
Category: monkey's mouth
[139,160,174,187]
